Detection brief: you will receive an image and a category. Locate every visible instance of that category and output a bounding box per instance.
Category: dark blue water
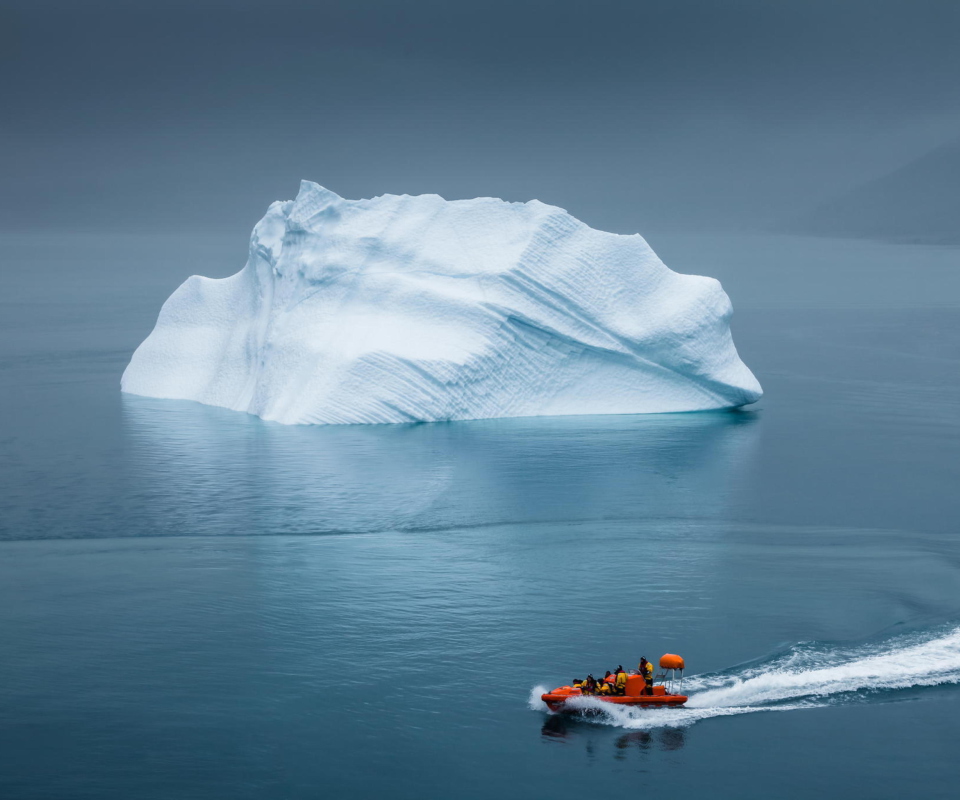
[1,232,959,798]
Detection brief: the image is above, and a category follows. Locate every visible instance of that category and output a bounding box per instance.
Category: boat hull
[541,692,687,713]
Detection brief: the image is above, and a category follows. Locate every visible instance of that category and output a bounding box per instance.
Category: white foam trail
[533,626,960,730]
[577,701,808,731]
[528,685,551,711]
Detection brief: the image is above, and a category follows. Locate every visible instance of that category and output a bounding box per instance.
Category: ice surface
[122,182,761,424]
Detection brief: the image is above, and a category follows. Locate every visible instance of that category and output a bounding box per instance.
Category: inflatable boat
[541,654,687,712]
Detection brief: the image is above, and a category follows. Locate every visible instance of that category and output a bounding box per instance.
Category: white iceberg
[122,181,761,424]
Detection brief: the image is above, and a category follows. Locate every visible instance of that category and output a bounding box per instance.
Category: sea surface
[1,231,959,799]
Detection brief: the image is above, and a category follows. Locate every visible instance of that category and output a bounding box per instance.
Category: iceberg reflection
[121,397,758,538]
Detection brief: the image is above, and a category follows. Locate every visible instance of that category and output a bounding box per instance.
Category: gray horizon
[3,0,959,240]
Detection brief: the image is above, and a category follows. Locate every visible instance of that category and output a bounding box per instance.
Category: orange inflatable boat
[541,654,687,712]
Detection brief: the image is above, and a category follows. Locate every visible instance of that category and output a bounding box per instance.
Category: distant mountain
[797,136,960,244]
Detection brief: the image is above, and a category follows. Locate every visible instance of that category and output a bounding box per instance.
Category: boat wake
[529,625,960,730]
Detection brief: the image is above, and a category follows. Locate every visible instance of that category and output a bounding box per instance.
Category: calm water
[1,232,959,799]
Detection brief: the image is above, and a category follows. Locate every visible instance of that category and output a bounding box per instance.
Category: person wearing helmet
[639,657,655,695]
[614,665,628,695]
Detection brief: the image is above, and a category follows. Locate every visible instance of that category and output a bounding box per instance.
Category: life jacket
[643,662,654,679]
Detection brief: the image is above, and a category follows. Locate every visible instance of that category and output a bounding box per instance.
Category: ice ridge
[121,181,762,424]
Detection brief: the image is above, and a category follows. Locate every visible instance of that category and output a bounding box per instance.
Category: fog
[3,0,959,237]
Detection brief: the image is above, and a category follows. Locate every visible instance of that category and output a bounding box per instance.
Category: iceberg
[121,182,761,424]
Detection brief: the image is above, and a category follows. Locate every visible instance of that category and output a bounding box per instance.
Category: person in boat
[639,657,654,695]
[614,665,628,695]
[597,678,613,696]
[583,674,598,695]
[572,679,584,690]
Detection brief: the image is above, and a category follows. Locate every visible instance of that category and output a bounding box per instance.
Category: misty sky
[3,0,959,237]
